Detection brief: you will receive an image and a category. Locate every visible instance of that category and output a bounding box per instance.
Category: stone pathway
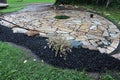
[1,3,120,54]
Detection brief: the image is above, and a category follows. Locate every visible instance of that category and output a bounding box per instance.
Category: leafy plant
[101,75,115,80]
[47,34,72,58]
[54,15,70,19]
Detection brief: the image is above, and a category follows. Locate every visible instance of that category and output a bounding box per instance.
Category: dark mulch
[0,24,120,72]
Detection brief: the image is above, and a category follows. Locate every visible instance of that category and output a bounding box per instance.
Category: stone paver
[1,4,120,54]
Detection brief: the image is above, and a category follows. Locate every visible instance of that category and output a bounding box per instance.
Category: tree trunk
[0,0,7,3]
[106,0,110,8]
[96,0,99,4]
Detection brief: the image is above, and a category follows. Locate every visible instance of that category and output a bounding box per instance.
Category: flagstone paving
[1,4,120,54]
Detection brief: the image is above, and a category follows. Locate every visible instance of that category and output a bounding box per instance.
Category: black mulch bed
[0,24,120,72]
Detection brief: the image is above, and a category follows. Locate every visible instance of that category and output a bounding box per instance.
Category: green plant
[47,34,72,58]
[54,15,70,19]
[101,75,115,80]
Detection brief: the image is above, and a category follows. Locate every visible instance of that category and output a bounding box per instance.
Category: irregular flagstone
[112,53,120,60]
[12,27,28,33]
[106,46,115,54]
[26,30,39,37]
[1,4,120,54]
[110,39,119,49]
[103,30,109,37]
[86,34,105,40]
[97,47,107,53]
[75,36,87,41]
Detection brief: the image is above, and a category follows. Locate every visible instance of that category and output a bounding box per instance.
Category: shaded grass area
[78,4,120,28]
[0,0,55,13]
[0,42,92,80]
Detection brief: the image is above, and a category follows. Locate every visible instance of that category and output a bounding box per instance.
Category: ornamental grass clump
[47,34,72,58]
[54,15,70,19]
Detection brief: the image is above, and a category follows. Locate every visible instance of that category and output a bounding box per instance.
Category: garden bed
[0,24,120,72]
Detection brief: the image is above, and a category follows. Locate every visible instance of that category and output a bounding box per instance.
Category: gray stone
[93,20,102,25]
[90,25,97,30]
[102,40,110,45]
[69,40,83,48]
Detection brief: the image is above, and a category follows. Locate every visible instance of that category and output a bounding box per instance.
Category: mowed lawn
[0,0,55,13]
[0,42,91,80]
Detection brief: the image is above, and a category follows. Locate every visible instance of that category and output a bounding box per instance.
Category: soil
[0,24,120,72]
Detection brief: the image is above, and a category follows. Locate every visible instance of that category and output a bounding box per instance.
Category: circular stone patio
[1,3,120,54]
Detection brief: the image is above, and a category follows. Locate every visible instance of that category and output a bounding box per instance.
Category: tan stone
[109,25,117,29]
[97,47,106,53]
[98,25,106,31]
[82,45,88,49]
[80,29,89,32]
[75,36,87,41]
[88,30,102,37]
[89,40,98,47]
[26,31,39,37]
[86,34,105,40]
[97,41,103,45]
[88,45,97,50]
[106,46,115,54]
[110,39,119,49]
[73,25,80,31]
[58,27,73,33]
[108,28,120,33]
[12,27,28,33]
[80,22,91,30]
[106,49,113,54]
[103,30,109,37]
[82,40,91,45]
[112,53,120,60]
[39,32,47,37]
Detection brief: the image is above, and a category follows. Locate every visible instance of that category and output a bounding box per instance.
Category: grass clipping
[47,34,72,58]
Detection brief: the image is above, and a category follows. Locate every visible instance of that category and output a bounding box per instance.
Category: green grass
[0,42,92,80]
[0,42,119,80]
[0,0,55,13]
[78,4,120,28]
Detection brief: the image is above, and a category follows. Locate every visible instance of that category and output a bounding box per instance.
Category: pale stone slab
[97,47,106,53]
[39,32,47,37]
[12,28,28,34]
[110,39,119,49]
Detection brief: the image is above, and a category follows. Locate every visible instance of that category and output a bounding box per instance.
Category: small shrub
[47,34,72,58]
[54,15,70,19]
